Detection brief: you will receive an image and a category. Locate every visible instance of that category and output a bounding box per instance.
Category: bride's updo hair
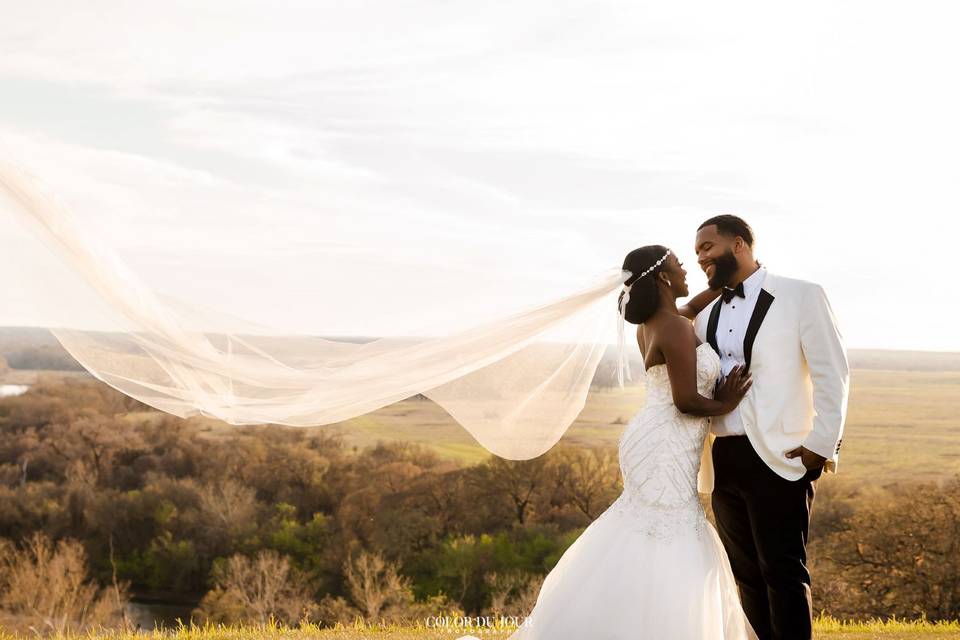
[619,245,670,325]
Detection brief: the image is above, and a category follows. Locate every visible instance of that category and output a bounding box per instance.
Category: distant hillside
[847,349,960,372]
[599,347,960,377]
[0,327,84,371]
[2,326,958,375]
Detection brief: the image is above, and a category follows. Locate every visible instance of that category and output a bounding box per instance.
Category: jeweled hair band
[616,249,672,387]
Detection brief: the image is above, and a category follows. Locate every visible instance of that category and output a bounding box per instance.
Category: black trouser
[711,435,821,640]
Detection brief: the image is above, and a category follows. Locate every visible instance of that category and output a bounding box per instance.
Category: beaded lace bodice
[605,342,721,539]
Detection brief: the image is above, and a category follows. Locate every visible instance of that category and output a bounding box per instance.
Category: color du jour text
[423,614,533,630]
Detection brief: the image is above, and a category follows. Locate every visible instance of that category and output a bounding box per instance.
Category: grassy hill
[311,367,960,485]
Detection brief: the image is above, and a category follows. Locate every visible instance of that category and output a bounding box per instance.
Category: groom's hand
[785,446,827,471]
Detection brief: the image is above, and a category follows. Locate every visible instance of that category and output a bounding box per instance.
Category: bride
[507,245,757,639]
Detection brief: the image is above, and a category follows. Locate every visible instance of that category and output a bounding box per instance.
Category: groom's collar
[737,265,767,299]
[757,268,780,295]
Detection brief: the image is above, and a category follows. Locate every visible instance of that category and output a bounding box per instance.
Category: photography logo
[423,614,533,636]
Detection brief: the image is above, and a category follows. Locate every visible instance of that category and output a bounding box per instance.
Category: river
[126,601,197,630]
[0,384,29,397]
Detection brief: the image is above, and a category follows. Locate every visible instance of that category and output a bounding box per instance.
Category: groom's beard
[708,250,739,289]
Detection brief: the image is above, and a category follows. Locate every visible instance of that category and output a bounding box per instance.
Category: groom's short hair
[698,214,754,247]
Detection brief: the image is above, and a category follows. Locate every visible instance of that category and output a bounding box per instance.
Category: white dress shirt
[712,266,767,437]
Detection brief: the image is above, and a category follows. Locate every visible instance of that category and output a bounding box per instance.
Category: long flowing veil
[0,160,630,459]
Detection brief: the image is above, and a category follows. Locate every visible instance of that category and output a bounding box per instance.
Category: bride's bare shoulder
[639,313,695,347]
[657,312,696,333]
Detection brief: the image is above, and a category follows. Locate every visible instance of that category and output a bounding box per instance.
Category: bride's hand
[715,365,752,412]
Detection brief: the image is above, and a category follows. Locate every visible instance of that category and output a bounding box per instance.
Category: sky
[0,1,958,351]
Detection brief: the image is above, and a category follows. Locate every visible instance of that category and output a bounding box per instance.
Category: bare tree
[336,548,464,625]
[42,415,143,487]
[196,478,260,548]
[0,532,130,636]
[483,570,545,619]
[812,479,960,621]
[472,457,550,526]
[342,549,414,621]
[553,446,621,520]
[193,550,318,625]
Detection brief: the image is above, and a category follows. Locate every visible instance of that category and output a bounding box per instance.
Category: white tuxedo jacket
[695,271,849,493]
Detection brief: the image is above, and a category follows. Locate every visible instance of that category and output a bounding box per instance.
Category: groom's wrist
[800,430,837,463]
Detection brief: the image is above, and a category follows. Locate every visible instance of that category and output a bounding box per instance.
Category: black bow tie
[721,282,746,304]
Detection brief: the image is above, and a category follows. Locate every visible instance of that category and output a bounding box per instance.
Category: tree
[193,550,318,625]
[812,478,960,620]
[327,547,463,626]
[342,549,414,622]
[195,478,260,552]
[483,570,544,619]
[43,416,141,487]
[471,456,552,527]
[0,532,129,635]
[552,446,620,521]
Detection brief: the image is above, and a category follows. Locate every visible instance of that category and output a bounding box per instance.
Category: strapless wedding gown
[506,343,756,640]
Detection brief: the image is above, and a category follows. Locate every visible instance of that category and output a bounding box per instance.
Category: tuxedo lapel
[744,289,775,371]
[706,299,722,357]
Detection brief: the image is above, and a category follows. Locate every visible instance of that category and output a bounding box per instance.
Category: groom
[693,215,849,640]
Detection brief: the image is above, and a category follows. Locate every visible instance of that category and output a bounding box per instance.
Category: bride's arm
[678,287,721,320]
[659,317,751,417]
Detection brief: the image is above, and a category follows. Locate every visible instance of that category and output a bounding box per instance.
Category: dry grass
[566,369,960,486]
[836,370,960,483]
[1,617,959,640]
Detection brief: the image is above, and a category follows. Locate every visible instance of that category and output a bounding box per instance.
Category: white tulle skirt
[504,501,757,640]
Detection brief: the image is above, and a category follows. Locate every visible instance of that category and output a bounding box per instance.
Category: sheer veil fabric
[1,161,631,459]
